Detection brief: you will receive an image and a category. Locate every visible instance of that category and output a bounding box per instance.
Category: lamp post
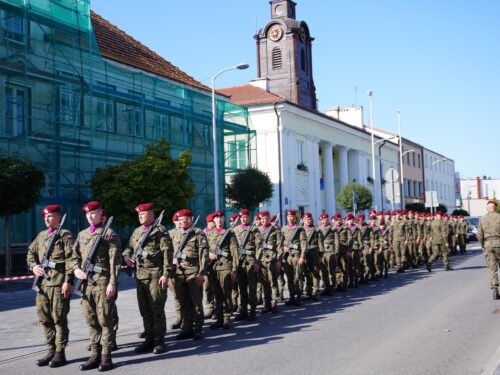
[400,149,415,208]
[211,63,249,210]
[374,136,398,210]
[367,90,377,210]
[430,157,448,213]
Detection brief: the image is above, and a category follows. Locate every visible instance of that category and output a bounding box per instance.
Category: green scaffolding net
[0,0,256,273]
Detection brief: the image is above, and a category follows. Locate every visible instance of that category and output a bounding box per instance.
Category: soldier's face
[44,213,60,229]
[138,210,154,226]
[240,214,250,225]
[487,203,496,213]
[178,216,192,229]
[380,225,385,230]
[305,217,313,226]
[214,215,224,228]
[261,215,270,226]
[321,218,329,226]
[86,209,102,226]
[206,221,215,230]
[174,220,181,229]
[287,214,296,225]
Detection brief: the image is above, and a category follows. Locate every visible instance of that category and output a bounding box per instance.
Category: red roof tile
[90,11,209,92]
[218,84,285,105]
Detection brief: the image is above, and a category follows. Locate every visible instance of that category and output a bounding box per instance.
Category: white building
[423,148,457,211]
[459,176,500,216]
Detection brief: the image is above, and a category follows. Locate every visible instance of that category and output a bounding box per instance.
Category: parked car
[466,224,478,242]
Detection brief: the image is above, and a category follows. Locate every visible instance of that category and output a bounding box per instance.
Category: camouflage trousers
[458,234,467,252]
[136,277,167,342]
[81,280,115,355]
[393,241,407,268]
[204,276,215,312]
[484,246,500,289]
[336,252,350,288]
[319,252,336,292]
[304,253,321,297]
[36,286,70,351]
[210,269,233,323]
[374,249,390,276]
[168,278,182,323]
[352,250,363,283]
[429,243,449,267]
[237,260,259,313]
[285,253,303,300]
[363,248,376,279]
[260,260,278,308]
[175,273,204,333]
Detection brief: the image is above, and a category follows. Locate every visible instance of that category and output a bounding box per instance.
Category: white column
[339,146,349,187]
[283,129,297,210]
[323,142,336,215]
[306,136,316,215]
[312,139,321,218]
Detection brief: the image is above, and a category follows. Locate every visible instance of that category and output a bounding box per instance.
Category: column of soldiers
[28,201,492,372]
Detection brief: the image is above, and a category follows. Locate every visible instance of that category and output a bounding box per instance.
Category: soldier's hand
[124,255,134,267]
[231,271,237,283]
[173,257,178,265]
[74,268,87,280]
[158,275,167,289]
[209,252,217,260]
[275,261,282,271]
[298,257,305,265]
[33,265,45,277]
[284,247,289,253]
[195,274,205,285]
[62,282,71,299]
[106,283,116,298]
[253,263,260,273]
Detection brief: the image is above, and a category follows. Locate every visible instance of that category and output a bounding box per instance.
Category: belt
[240,249,255,256]
[262,243,274,250]
[178,254,198,262]
[289,243,299,250]
[215,249,229,257]
[290,250,300,255]
[307,246,318,251]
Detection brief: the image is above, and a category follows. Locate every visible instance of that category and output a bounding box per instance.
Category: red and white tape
[0,275,35,282]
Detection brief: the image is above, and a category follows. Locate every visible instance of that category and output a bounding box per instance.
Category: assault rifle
[125,210,165,276]
[73,217,114,297]
[32,214,67,293]
[173,215,200,273]
[237,217,257,262]
[279,217,305,262]
[206,216,240,274]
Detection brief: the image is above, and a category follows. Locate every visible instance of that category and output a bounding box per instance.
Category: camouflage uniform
[457,219,468,253]
[171,226,209,336]
[168,227,182,327]
[27,228,74,353]
[359,224,375,280]
[71,226,122,356]
[375,226,391,277]
[303,225,324,298]
[259,224,282,309]
[405,218,416,267]
[428,219,450,269]
[347,223,362,285]
[391,219,407,272]
[123,224,173,345]
[319,224,336,295]
[478,212,500,293]
[281,224,306,303]
[335,223,351,290]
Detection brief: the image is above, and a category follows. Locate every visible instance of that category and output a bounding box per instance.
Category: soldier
[206,210,238,329]
[258,211,282,312]
[302,213,323,300]
[169,212,183,330]
[391,211,407,273]
[123,203,173,354]
[271,214,286,301]
[333,213,350,291]
[477,200,500,300]
[72,201,121,372]
[426,211,453,272]
[424,213,434,262]
[282,210,306,305]
[375,219,391,278]
[234,209,261,321]
[318,213,336,296]
[203,213,216,320]
[457,215,468,254]
[359,214,376,281]
[27,205,74,368]
[229,213,241,313]
[406,210,417,268]
[171,209,208,340]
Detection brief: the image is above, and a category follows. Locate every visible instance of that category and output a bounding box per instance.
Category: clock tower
[255,0,317,110]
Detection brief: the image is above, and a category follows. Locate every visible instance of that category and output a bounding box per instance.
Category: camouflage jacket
[259,224,282,262]
[430,220,448,245]
[171,226,209,276]
[207,227,238,272]
[391,220,407,242]
[319,224,337,253]
[478,212,500,249]
[281,224,306,257]
[233,224,262,263]
[303,225,325,256]
[347,224,361,251]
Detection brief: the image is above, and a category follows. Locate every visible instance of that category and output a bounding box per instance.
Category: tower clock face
[275,4,284,16]
[269,25,283,41]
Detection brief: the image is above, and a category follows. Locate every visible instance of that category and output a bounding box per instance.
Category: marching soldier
[203,213,216,320]
[27,205,74,368]
[123,203,173,354]
[333,213,350,291]
[318,213,336,296]
[72,201,122,372]
[258,211,282,312]
[271,214,286,301]
[477,200,500,300]
[375,219,391,278]
[206,210,238,329]
[171,209,209,340]
[169,212,183,330]
[282,210,306,305]
[457,215,468,254]
[358,214,376,281]
[302,213,323,300]
[347,214,362,286]
[229,213,240,312]
[391,211,407,273]
[426,211,453,272]
[406,211,417,268]
[234,209,261,321]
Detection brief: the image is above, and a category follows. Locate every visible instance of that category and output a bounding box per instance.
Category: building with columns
[423,148,457,211]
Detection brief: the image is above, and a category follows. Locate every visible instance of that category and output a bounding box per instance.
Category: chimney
[249,78,270,92]
[476,176,481,198]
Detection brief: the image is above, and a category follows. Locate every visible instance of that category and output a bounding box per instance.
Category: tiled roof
[217,84,285,105]
[90,11,209,92]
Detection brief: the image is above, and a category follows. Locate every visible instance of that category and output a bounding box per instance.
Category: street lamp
[211,63,249,210]
[367,90,377,210]
[374,135,398,210]
[429,157,448,213]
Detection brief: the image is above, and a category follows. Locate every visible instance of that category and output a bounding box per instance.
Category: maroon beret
[401,209,408,215]
[319,213,329,219]
[369,214,376,220]
[357,213,365,220]
[213,210,224,218]
[376,211,383,216]
[82,201,100,214]
[206,213,215,223]
[135,203,154,213]
[435,211,444,216]
[259,210,270,217]
[487,200,498,207]
[177,209,193,218]
[285,210,296,216]
[345,213,354,220]
[229,213,239,222]
[270,215,277,222]
[332,213,341,220]
[172,212,179,222]
[304,212,313,218]
[41,205,61,217]
[384,211,391,216]
[239,209,250,216]
[379,219,386,225]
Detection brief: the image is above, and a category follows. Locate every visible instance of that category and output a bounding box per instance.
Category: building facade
[459,176,500,216]
[423,148,456,211]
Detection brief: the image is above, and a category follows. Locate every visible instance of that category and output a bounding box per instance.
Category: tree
[405,202,426,212]
[336,183,373,212]
[0,155,45,276]
[452,209,469,216]
[225,167,273,212]
[90,140,194,227]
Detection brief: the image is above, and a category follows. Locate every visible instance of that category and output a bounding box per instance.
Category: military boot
[111,340,118,352]
[193,330,204,340]
[222,320,231,330]
[134,340,155,354]
[210,319,224,329]
[203,308,214,319]
[271,305,278,314]
[426,262,432,272]
[48,349,66,368]
[35,349,54,367]
[79,354,101,371]
[445,266,454,271]
[235,311,248,321]
[153,340,167,354]
[260,305,272,314]
[493,288,499,300]
[285,298,296,306]
[248,309,257,321]
[175,330,193,340]
[87,344,91,351]
[138,331,146,339]
[170,316,182,329]
[98,355,113,372]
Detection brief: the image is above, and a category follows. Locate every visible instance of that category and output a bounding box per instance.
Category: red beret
[177,209,193,218]
[379,219,386,225]
[357,213,365,220]
[391,210,397,215]
[230,213,239,222]
[487,200,498,207]
[205,213,215,223]
[409,210,414,214]
[384,211,391,216]
[135,203,154,212]
[370,210,377,215]
[172,212,179,222]
[459,215,464,218]
[213,210,224,218]
[354,218,360,223]
[376,211,383,216]
[304,212,313,218]
[285,210,296,216]
[41,205,61,217]
[332,213,341,220]
[259,210,270,217]
[345,213,354,220]
[319,213,329,219]
[401,209,407,215]
[82,201,100,214]
[239,209,250,216]
[435,211,444,216]
[369,214,376,220]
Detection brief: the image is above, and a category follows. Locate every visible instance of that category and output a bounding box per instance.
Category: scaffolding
[0,0,256,271]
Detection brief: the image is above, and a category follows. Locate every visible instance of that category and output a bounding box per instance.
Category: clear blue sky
[91,0,500,179]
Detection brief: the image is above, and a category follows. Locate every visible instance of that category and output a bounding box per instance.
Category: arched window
[272,47,282,70]
[301,49,306,71]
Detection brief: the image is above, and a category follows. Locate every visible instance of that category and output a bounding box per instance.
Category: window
[4,85,30,136]
[419,182,423,197]
[5,13,25,43]
[226,140,248,170]
[413,181,418,197]
[412,153,416,166]
[417,154,421,168]
[153,114,169,139]
[301,49,306,71]
[297,141,304,164]
[126,107,143,137]
[95,99,114,132]
[59,88,80,126]
[425,154,428,166]
[407,152,410,164]
[272,47,282,70]
[407,179,412,197]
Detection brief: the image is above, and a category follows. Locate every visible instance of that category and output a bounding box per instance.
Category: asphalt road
[0,241,499,375]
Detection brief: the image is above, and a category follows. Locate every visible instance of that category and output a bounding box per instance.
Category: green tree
[90,140,194,227]
[452,209,470,216]
[0,155,45,276]
[336,183,373,212]
[225,167,273,211]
